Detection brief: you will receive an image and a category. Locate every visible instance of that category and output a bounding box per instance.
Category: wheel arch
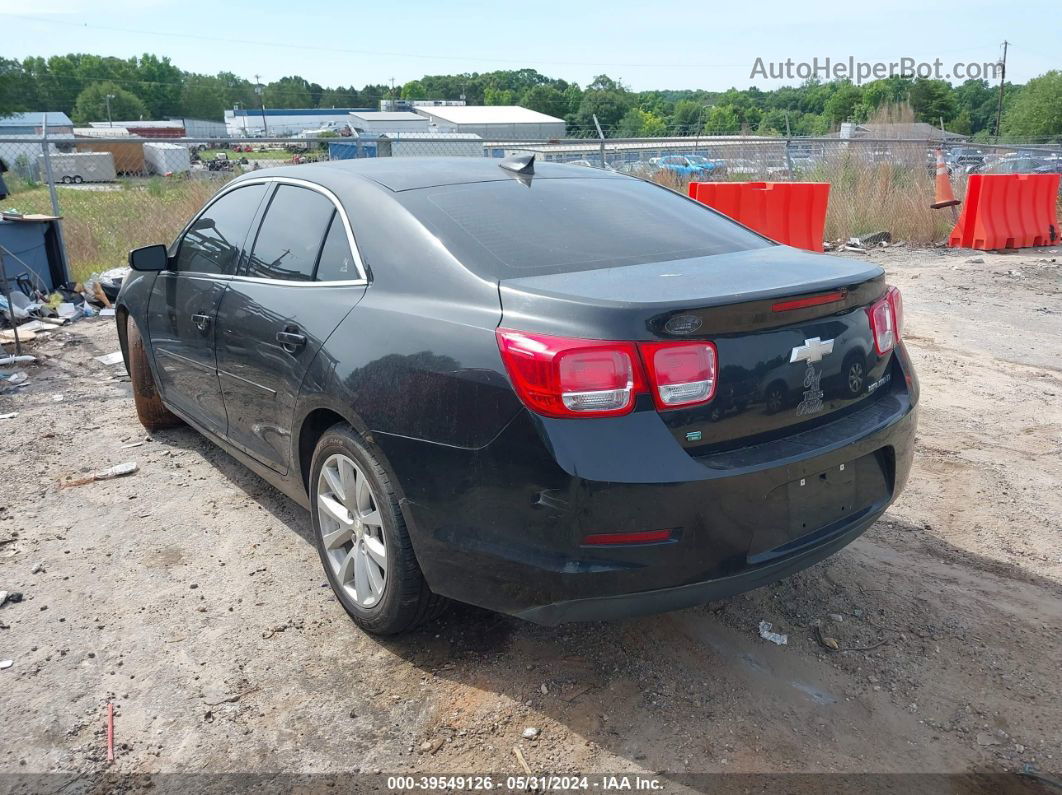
[294,403,421,556]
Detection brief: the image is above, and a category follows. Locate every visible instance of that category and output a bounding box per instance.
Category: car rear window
[398,177,770,278]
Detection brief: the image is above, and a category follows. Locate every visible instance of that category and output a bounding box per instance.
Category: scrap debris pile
[1,262,130,397]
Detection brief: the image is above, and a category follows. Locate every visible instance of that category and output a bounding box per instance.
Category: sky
[0,0,1057,93]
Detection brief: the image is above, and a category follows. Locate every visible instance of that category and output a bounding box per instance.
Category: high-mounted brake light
[495,330,644,418]
[868,286,903,355]
[771,290,846,313]
[639,341,717,409]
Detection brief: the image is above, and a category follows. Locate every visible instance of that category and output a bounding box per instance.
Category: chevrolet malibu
[116,156,918,635]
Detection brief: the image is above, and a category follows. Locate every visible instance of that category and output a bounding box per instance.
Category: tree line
[1,54,1059,140]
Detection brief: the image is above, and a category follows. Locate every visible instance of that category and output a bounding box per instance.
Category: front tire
[309,424,445,634]
[127,318,183,431]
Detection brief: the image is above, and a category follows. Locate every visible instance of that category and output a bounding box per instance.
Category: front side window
[174,183,268,275]
[244,185,335,281]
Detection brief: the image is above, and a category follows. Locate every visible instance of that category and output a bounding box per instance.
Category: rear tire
[310,424,446,635]
[127,318,183,431]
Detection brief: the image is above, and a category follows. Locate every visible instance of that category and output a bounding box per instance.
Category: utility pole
[993,40,1008,140]
[254,74,269,136]
[105,93,115,127]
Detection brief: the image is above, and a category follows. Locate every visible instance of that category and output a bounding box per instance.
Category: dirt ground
[1,245,1060,790]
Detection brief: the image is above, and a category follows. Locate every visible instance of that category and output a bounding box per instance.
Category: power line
[4,13,748,70]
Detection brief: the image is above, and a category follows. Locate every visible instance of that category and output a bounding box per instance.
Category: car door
[214,180,368,472]
[145,182,269,434]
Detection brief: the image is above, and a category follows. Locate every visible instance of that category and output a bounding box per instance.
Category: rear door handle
[191,313,211,332]
[276,329,307,353]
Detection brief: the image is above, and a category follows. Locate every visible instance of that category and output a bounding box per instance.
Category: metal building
[347,112,430,134]
[411,106,566,141]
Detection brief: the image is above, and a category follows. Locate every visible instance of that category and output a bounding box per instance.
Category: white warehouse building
[347,111,429,134]
[412,106,565,141]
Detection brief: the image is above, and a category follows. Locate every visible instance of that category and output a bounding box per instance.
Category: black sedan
[117,156,918,634]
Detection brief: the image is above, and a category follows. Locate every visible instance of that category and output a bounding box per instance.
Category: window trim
[171,176,369,287]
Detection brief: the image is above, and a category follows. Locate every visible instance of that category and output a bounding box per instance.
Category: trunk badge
[664,314,703,335]
[790,336,835,364]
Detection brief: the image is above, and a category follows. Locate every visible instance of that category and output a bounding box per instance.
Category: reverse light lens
[640,342,717,409]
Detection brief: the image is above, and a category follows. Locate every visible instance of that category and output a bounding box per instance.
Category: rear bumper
[517,499,884,625]
[374,364,917,624]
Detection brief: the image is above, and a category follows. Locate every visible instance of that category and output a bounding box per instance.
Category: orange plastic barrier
[687,181,830,252]
[948,173,1060,250]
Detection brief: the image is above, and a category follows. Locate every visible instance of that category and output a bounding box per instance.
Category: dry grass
[810,156,957,244]
[5,176,230,281]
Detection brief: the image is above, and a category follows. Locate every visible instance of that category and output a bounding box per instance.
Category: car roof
[241,156,627,192]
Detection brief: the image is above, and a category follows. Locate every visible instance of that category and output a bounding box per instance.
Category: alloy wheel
[317,453,387,607]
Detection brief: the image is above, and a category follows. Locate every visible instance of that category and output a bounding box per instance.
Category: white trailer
[38,151,116,183]
[144,142,191,175]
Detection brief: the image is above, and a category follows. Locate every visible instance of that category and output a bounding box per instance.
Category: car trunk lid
[498,245,895,450]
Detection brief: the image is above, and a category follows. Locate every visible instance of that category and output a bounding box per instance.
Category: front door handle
[191,313,211,332]
[276,328,307,353]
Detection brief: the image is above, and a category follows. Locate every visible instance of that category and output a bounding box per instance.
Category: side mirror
[129,244,169,272]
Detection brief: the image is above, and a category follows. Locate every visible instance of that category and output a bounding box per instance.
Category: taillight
[639,341,717,409]
[888,286,903,337]
[867,286,903,355]
[495,330,643,418]
[497,330,720,418]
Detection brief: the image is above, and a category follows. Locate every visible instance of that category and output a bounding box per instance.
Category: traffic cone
[930,148,960,209]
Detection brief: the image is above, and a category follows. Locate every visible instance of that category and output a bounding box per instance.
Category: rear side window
[174,183,267,275]
[245,185,335,281]
[398,177,770,279]
[315,213,359,282]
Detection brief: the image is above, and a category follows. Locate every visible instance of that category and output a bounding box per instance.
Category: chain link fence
[1,132,1060,282]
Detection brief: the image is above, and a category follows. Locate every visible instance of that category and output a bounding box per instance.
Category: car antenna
[499,152,535,174]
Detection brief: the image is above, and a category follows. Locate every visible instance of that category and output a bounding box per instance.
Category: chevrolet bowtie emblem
[790,337,835,364]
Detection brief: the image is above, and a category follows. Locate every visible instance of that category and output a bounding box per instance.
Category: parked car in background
[981,154,1062,177]
[650,155,717,177]
[686,155,725,174]
[116,156,918,635]
[719,158,761,177]
[613,160,659,178]
[945,147,984,170]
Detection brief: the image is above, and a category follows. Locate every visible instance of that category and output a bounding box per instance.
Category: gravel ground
[0,245,1060,789]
